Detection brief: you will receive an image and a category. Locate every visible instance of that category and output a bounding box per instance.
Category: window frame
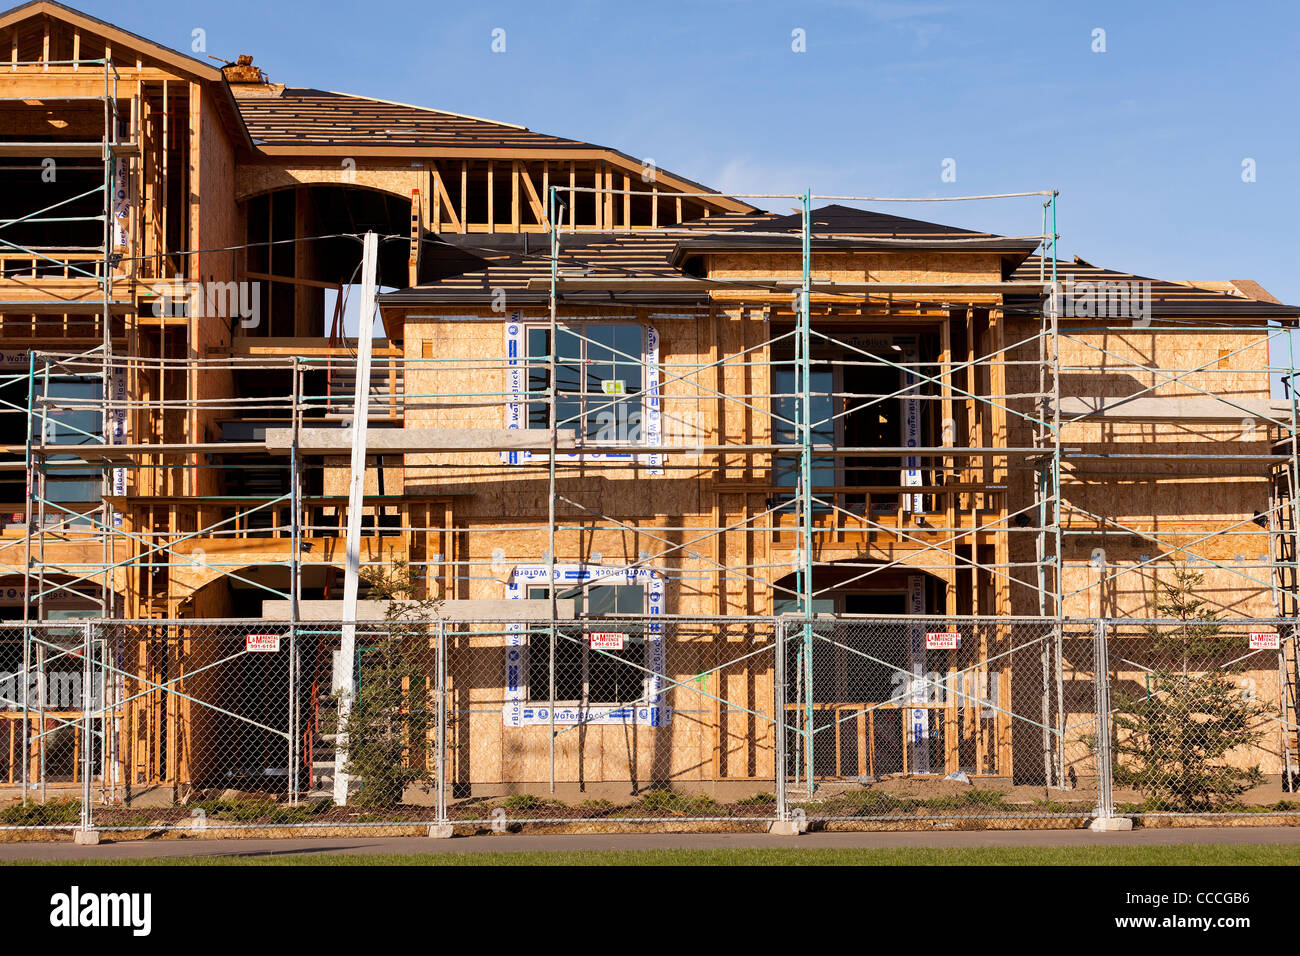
[523,583,648,708]
[502,564,668,727]
[503,318,664,475]
[525,322,646,444]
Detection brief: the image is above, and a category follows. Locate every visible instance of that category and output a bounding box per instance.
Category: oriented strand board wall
[403,304,775,785]
[1005,321,1275,620]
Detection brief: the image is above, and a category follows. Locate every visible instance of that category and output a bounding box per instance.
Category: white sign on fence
[589,631,626,651]
[925,631,961,650]
[1248,631,1281,651]
[246,633,282,653]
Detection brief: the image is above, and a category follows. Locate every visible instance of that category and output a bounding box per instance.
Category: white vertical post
[436,619,447,824]
[774,618,787,821]
[1092,620,1114,820]
[80,622,93,833]
[333,231,379,806]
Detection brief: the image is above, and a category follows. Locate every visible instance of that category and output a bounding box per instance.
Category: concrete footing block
[73,829,101,846]
[426,824,455,839]
[768,819,806,836]
[1089,816,1133,832]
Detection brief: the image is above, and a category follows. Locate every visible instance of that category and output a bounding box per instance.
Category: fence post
[436,618,447,826]
[78,621,95,841]
[774,618,787,821]
[288,623,299,805]
[1090,619,1123,830]
[20,622,29,803]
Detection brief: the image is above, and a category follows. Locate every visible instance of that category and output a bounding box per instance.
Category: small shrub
[633,789,725,816]
[0,798,80,826]
[190,798,328,823]
[498,793,560,813]
[734,792,776,806]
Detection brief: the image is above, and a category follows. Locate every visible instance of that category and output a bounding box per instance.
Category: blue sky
[86,0,1299,305]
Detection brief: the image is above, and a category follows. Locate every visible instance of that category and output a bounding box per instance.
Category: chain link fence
[782,617,1102,823]
[0,616,1295,835]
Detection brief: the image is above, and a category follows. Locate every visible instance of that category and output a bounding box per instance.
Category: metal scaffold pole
[798,188,814,794]
[547,185,559,794]
[288,356,301,804]
[1049,191,1065,787]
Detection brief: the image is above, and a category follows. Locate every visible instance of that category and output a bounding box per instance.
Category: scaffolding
[5,177,1300,809]
[0,56,125,802]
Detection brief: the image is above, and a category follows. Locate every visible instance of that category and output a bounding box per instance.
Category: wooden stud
[510,159,520,233]
[540,162,549,229]
[459,161,467,234]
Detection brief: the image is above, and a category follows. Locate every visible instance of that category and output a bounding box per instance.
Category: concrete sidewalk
[4,826,1300,861]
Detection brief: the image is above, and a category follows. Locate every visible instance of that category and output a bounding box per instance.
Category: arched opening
[773,563,982,781]
[179,564,391,793]
[240,183,492,339]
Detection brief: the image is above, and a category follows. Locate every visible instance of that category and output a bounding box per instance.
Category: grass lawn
[5,844,1299,865]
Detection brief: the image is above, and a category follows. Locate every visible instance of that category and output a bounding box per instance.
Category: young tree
[1110,563,1271,809]
[338,558,441,807]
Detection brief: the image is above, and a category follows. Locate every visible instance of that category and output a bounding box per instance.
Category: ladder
[1268,453,1300,788]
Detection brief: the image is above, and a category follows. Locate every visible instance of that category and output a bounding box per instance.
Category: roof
[384,214,1300,320]
[382,205,1042,307]
[234,88,589,150]
[1009,257,1300,318]
[231,86,753,212]
[387,230,706,307]
[667,204,1038,265]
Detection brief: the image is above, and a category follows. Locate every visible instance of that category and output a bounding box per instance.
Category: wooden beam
[518,161,546,225]
[244,271,343,291]
[431,161,462,231]
[409,187,420,285]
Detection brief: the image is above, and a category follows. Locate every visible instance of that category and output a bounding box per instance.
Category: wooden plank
[264,426,575,455]
[261,598,575,620]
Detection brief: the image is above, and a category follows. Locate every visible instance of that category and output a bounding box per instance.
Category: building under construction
[1,0,1298,824]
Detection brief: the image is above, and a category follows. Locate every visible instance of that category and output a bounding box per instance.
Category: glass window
[526,325,644,442]
[525,583,646,705]
[36,376,103,523]
[773,364,836,509]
